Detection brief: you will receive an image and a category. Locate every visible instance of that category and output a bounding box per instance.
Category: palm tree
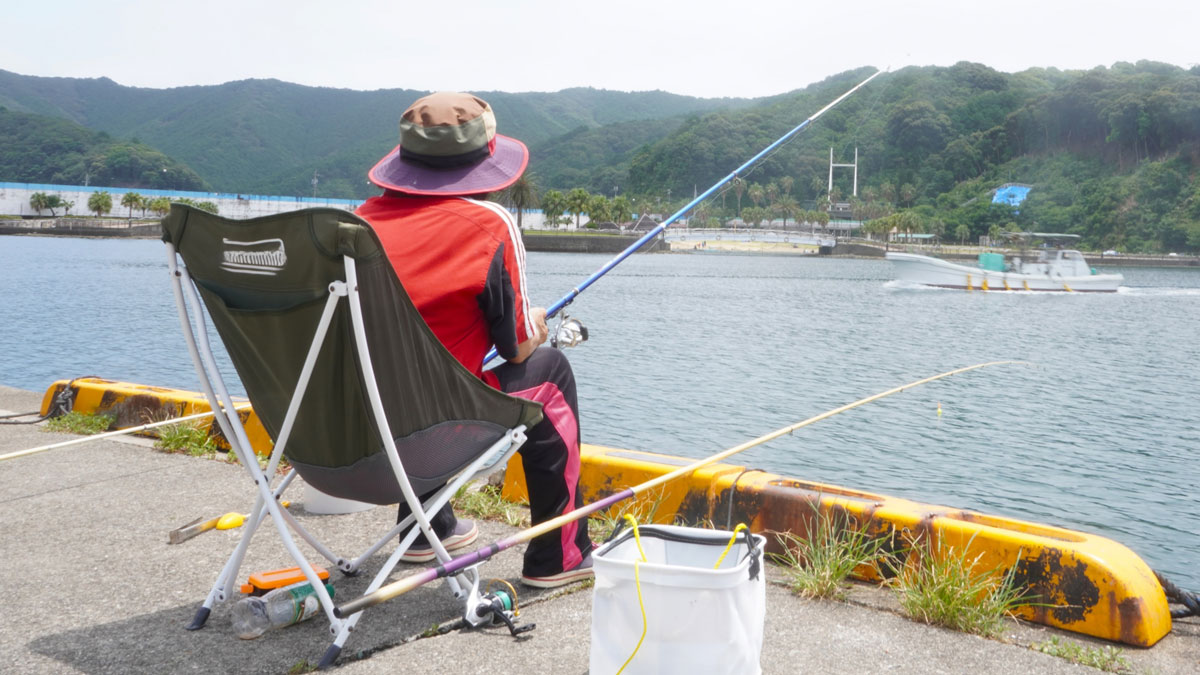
[149,197,171,217]
[779,176,794,198]
[747,183,765,209]
[955,223,970,246]
[501,173,538,229]
[585,194,611,227]
[896,211,923,242]
[776,195,799,228]
[540,190,567,228]
[29,192,51,215]
[565,188,590,228]
[741,206,767,228]
[121,192,143,218]
[880,182,897,205]
[88,191,113,218]
[610,196,632,226]
[899,183,916,208]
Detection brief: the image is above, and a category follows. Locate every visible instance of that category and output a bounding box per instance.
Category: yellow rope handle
[616,515,648,675]
[624,514,647,562]
[713,523,749,570]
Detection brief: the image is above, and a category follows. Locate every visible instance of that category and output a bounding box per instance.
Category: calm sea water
[2,236,1197,591]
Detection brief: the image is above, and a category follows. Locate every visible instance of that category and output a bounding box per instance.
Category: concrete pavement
[2,384,1196,674]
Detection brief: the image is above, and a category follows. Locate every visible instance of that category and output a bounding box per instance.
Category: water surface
[2,237,1196,591]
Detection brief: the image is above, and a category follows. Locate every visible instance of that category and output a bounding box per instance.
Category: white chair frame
[165,243,528,667]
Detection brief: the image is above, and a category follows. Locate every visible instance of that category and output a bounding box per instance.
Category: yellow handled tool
[168,502,289,544]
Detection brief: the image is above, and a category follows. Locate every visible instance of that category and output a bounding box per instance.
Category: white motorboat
[885,235,1123,293]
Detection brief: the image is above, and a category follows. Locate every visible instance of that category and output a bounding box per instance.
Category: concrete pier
[1,384,1196,674]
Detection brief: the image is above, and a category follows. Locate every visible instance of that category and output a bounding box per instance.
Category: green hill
[1,63,1198,252]
[0,106,207,190]
[624,63,1200,253]
[0,71,749,198]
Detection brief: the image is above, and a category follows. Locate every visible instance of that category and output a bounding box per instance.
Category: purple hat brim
[368,134,529,196]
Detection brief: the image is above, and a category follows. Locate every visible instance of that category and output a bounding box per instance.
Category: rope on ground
[1155,570,1200,619]
[0,376,90,425]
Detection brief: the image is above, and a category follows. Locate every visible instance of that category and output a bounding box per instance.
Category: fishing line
[0,405,252,462]
[700,66,892,212]
[334,359,1022,617]
[483,68,884,366]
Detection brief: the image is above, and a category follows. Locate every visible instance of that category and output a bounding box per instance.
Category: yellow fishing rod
[335,360,1024,618]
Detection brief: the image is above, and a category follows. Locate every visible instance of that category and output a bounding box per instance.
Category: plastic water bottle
[229,581,335,639]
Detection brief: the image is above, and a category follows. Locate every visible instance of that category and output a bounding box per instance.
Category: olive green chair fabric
[161,204,543,502]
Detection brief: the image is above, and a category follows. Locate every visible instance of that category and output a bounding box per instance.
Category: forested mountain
[0,107,207,190]
[2,63,1199,252]
[0,70,748,198]
[625,63,1200,253]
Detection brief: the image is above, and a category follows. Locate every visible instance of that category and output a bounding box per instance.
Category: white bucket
[303,484,375,515]
[589,524,766,675]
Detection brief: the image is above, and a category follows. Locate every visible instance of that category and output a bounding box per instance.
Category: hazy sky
[5,0,1197,98]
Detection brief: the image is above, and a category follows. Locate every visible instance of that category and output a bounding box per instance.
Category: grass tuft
[286,659,316,674]
[155,421,218,457]
[44,411,115,435]
[1032,636,1132,672]
[773,505,889,600]
[451,481,528,528]
[587,488,671,542]
[889,533,1033,638]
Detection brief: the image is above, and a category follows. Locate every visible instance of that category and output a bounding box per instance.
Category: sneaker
[399,520,478,563]
[521,553,594,589]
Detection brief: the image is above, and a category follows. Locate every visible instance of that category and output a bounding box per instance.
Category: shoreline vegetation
[3,216,1198,267]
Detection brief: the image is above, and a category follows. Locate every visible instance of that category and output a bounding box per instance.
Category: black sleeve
[477,242,520,360]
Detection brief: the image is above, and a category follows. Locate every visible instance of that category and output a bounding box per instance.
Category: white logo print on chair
[221,238,287,275]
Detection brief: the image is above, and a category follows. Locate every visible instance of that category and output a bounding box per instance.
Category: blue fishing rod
[485,68,882,365]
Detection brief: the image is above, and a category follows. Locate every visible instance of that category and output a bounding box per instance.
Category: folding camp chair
[162,204,543,667]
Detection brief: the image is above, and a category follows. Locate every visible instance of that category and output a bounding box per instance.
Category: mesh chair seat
[162,204,541,666]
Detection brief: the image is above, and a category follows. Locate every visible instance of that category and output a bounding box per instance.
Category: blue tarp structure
[992,184,1032,208]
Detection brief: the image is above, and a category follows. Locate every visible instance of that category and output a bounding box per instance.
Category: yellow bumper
[504,443,1171,647]
[41,378,273,455]
[44,378,1172,645]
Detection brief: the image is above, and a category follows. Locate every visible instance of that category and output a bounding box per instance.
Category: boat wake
[883,280,1084,295]
[1117,286,1200,296]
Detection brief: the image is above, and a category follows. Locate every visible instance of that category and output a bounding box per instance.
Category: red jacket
[357,193,532,386]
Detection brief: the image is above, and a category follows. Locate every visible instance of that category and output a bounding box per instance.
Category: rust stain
[1117,596,1148,646]
[97,390,119,411]
[1012,548,1100,624]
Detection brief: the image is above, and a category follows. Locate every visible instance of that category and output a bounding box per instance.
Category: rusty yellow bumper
[43,378,1171,645]
[504,443,1171,647]
[41,378,273,455]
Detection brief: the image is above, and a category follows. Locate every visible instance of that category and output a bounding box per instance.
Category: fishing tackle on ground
[334,360,1019,617]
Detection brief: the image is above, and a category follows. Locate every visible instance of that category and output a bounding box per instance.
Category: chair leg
[183,484,282,630]
[317,643,342,670]
[185,606,211,631]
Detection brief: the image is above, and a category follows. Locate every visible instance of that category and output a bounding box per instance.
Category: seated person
[356,92,593,588]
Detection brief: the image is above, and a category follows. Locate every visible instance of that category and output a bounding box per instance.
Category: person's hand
[511,306,549,363]
[529,307,548,347]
